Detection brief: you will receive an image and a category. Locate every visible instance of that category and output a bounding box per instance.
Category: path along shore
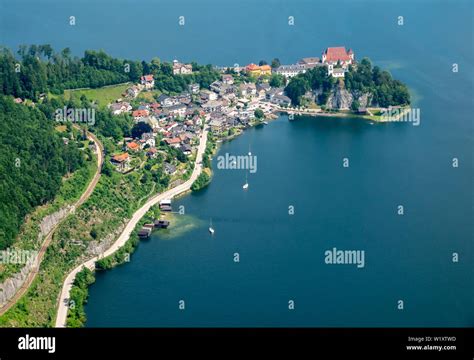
[0,126,103,316]
[55,125,209,327]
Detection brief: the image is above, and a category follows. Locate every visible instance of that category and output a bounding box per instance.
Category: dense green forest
[0,45,220,100]
[285,58,411,107]
[0,96,84,250]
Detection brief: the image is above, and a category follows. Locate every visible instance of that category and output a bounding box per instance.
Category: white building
[274,64,308,78]
[173,60,193,75]
[327,64,346,78]
[140,75,155,90]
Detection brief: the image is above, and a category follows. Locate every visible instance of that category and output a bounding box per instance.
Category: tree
[284,77,309,106]
[131,122,152,139]
[351,99,360,111]
[269,74,284,88]
[271,58,281,68]
[254,108,265,120]
[258,60,268,66]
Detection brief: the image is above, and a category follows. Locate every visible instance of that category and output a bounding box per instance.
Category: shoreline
[0,126,103,317]
[54,101,410,327]
[54,125,209,327]
[272,106,411,123]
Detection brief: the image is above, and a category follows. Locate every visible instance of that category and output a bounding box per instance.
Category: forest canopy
[0,96,84,249]
[284,58,410,107]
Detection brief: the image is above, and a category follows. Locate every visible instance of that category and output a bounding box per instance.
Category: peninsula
[0,44,411,328]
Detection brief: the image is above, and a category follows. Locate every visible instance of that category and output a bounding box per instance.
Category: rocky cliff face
[317,84,372,110]
[0,205,73,308]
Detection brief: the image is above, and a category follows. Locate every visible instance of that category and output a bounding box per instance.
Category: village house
[201,100,223,113]
[126,85,141,98]
[164,162,177,175]
[222,74,234,85]
[146,147,158,158]
[140,132,156,149]
[188,83,200,94]
[328,66,345,78]
[109,101,132,115]
[271,94,292,106]
[239,83,257,98]
[256,82,270,93]
[172,59,193,75]
[132,109,149,121]
[245,63,272,77]
[163,137,181,148]
[209,118,225,135]
[266,87,284,101]
[180,144,192,155]
[166,104,187,118]
[200,89,218,102]
[140,74,155,90]
[127,141,140,152]
[157,94,178,107]
[274,64,308,78]
[111,152,130,171]
[298,57,320,66]
[177,92,192,104]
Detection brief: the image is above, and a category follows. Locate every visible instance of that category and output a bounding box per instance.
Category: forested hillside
[285,58,411,107]
[0,96,84,249]
[0,45,220,100]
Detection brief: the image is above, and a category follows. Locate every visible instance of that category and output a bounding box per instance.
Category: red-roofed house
[111,152,130,171]
[132,109,149,120]
[127,141,140,151]
[140,74,155,89]
[322,47,354,78]
[163,137,181,148]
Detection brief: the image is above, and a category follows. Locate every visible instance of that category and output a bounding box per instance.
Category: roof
[112,153,129,162]
[273,94,291,102]
[260,65,271,71]
[157,94,171,102]
[164,137,181,144]
[127,142,140,150]
[324,47,351,62]
[132,109,149,117]
[141,74,154,82]
[246,63,260,71]
[275,64,307,72]
[299,57,320,64]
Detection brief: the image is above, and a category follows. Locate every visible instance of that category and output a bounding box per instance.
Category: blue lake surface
[2,0,472,326]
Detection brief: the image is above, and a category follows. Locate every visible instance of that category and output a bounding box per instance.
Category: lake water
[2,0,472,326]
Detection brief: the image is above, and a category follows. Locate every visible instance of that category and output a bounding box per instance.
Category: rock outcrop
[315,83,372,110]
[0,205,73,308]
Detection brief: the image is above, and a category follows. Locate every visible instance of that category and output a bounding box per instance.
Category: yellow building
[245,63,272,77]
[259,64,271,75]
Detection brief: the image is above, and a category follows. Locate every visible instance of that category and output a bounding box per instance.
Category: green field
[61,83,132,107]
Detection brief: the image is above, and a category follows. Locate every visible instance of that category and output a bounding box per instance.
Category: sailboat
[242,172,249,190]
[208,218,215,235]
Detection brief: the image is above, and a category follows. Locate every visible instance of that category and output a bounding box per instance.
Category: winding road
[0,126,104,316]
[55,126,209,327]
